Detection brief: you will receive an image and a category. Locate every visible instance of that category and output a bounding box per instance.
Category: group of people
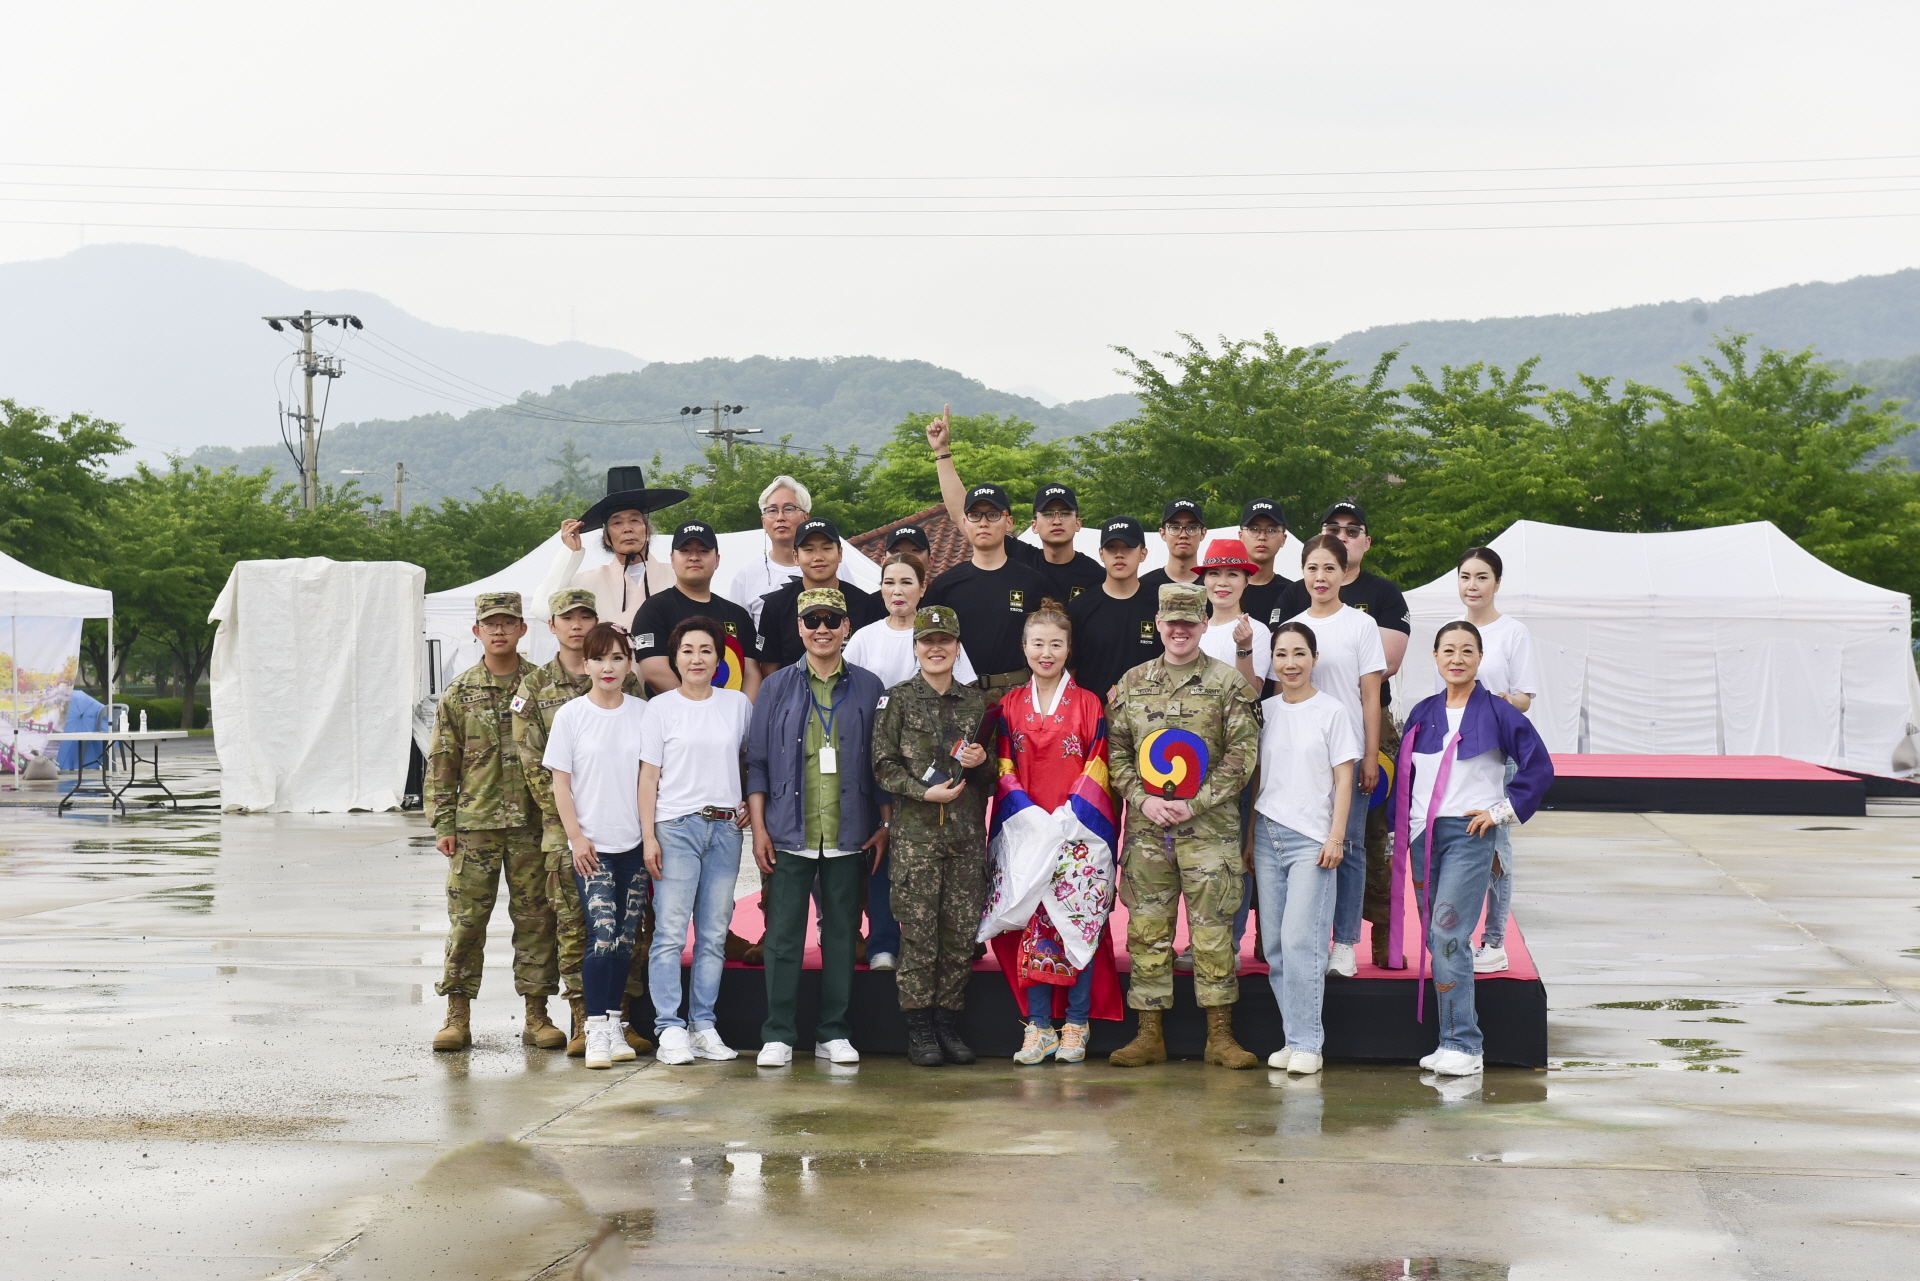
[424,413,1553,1078]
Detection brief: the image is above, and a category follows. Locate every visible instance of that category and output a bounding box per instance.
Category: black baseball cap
[885,524,931,553]
[1099,516,1147,548]
[965,483,1011,513]
[1162,498,1204,525]
[671,519,719,551]
[794,516,842,547]
[1033,483,1079,513]
[1319,500,1368,529]
[1240,498,1286,528]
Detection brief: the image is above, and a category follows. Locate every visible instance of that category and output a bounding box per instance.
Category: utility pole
[394,461,405,517]
[682,401,758,464]
[264,309,363,509]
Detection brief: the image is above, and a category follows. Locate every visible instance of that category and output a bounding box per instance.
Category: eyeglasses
[476,620,521,633]
[801,612,848,630]
[963,509,1006,523]
[1323,522,1366,537]
[761,503,805,518]
[1163,523,1205,535]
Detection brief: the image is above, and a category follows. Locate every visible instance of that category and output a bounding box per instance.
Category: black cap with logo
[1319,500,1368,529]
[885,524,931,553]
[793,516,842,547]
[1240,498,1286,528]
[1033,483,1079,513]
[965,483,1012,513]
[1161,497,1204,525]
[1099,516,1147,548]
[671,519,719,551]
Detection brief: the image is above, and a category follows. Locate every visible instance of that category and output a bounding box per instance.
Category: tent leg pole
[10,614,17,786]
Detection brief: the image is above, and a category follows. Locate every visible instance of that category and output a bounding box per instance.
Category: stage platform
[1545,753,1866,817]
[673,887,1549,1069]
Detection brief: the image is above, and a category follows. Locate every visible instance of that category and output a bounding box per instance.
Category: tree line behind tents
[5,332,1915,729]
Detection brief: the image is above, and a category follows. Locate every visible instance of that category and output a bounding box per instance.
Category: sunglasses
[1323,522,1367,537]
[801,611,848,630]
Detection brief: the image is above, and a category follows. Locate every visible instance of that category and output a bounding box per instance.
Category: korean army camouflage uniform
[511,588,650,1000]
[426,591,558,999]
[869,607,998,1011]
[1104,591,1259,1011]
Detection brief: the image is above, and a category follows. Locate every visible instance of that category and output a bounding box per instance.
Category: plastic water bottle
[139,709,148,733]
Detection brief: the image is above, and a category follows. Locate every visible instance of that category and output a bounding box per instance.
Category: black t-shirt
[925,556,1055,678]
[1241,575,1288,630]
[1275,568,1410,699]
[1067,582,1165,700]
[1005,538,1106,606]
[630,586,764,689]
[759,577,886,667]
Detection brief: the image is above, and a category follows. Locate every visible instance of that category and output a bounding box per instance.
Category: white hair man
[725,474,813,627]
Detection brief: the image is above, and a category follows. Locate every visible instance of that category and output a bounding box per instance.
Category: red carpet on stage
[1545,753,1865,816]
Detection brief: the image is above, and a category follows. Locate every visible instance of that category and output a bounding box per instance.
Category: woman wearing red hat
[1197,539,1271,693]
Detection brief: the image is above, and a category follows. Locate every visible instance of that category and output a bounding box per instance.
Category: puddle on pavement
[1776,997,1893,1006]
[1589,998,1738,1011]
[1349,1259,1509,1279]
[0,1112,343,1140]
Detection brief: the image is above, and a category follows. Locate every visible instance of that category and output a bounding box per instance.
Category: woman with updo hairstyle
[844,551,979,689]
[978,598,1122,1065]
[1389,619,1553,1078]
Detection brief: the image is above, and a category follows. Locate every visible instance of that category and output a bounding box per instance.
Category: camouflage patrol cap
[796,587,849,617]
[913,605,962,640]
[548,587,597,617]
[1155,582,1207,624]
[475,591,525,621]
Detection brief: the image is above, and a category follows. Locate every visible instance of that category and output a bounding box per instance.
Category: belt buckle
[702,805,736,823]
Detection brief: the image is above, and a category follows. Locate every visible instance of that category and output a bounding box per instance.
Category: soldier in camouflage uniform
[870,605,997,1067]
[1104,582,1261,1069]
[426,591,563,1052]
[512,587,652,1057]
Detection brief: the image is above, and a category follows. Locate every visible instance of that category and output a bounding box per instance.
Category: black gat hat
[579,465,690,531]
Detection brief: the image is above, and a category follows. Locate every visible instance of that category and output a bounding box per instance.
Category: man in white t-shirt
[725,475,810,625]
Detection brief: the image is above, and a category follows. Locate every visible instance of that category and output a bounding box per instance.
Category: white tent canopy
[0,550,113,617]
[1,551,113,772]
[1394,520,1920,774]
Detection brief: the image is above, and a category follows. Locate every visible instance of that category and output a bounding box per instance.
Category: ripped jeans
[1416,817,1496,1056]
[572,847,649,1017]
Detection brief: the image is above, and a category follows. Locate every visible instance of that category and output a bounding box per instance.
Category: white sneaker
[814,1038,860,1064]
[1287,1051,1324,1075]
[608,1013,637,1062]
[656,1025,695,1065]
[756,1041,793,1067]
[1266,1048,1291,1069]
[1418,1049,1442,1070]
[583,1016,614,1070]
[1326,943,1357,977]
[690,1027,738,1060]
[1473,945,1509,973]
[1428,1048,1484,1076]
[867,951,897,971]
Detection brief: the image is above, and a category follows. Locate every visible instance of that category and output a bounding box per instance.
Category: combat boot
[566,993,588,1057]
[903,1008,945,1067]
[1203,1005,1259,1069]
[932,1007,976,1065]
[522,995,566,1049]
[1108,1009,1166,1067]
[432,993,472,1052]
[1371,929,1391,970]
[619,995,655,1055]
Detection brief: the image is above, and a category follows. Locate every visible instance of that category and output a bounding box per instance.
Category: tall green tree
[652,438,879,534]
[861,412,1077,526]
[0,400,130,582]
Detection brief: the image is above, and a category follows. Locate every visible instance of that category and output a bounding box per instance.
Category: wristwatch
[1235,647,1253,657]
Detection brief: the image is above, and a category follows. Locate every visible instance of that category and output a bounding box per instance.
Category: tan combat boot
[1108,1009,1167,1067]
[522,995,566,1049]
[618,995,655,1055]
[1203,1005,1259,1069]
[566,993,588,1057]
[432,993,472,1051]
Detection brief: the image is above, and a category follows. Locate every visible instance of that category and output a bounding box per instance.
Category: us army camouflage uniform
[427,656,559,998]
[511,656,650,999]
[870,671,997,1011]
[1105,652,1260,1010]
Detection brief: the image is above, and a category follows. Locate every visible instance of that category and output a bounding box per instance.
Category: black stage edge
[681,967,1547,1069]
[1832,768,1920,798]
[1546,774,1863,817]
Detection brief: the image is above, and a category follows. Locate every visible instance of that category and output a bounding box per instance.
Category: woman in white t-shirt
[1285,533,1386,979]
[1196,538,1272,692]
[638,616,755,1065]
[1251,620,1361,1076]
[844,552,978,689]
[544,622,652,1070]
[1456,546,1537,974]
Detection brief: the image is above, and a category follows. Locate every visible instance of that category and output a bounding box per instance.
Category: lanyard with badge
[809,673,850,774]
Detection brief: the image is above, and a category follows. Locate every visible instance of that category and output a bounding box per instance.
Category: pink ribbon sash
[1388,718,1462,1023]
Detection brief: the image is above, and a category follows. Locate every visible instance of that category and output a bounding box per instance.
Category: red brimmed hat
[1198,538,1258,577]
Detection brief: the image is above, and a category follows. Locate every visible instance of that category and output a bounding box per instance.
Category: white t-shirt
[543,695,649,852]
[1286,606,1387,739]
[727,555,803,626]
[1255,690,1363,841]
[1409,704,1510,838]
[1201,614,1273,685]
[843,618,979,689]
[637,686,753,823]
[1475,614,1538,698]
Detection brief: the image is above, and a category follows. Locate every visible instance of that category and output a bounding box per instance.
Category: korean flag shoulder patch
[876,695,889,709]
[509,694,527,715]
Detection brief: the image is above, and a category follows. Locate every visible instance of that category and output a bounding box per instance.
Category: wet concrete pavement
[2,774,1917,1279]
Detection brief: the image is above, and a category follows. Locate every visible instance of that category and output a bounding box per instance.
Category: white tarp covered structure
[1393,520,1920,774]
[210,558,425,812]
[0,550,112,774]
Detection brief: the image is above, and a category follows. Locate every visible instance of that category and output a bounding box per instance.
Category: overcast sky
[4,2,1918,406]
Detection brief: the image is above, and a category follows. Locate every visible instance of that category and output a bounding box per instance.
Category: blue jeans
[1025,960,1095,1026]
[1251,816,1336,1055]
[647,814,742,1035]
[1419,817,1497,1055]
[866,853,901,957]
[574,847,649,1017]
[1331,777,1370,945]
[1481,759,1518,947]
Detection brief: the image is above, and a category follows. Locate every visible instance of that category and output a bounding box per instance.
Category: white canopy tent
[0,550,113,777]
[1393,520,1920,774]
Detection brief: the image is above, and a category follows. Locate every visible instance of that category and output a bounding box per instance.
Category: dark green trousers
[761,851,864,1046]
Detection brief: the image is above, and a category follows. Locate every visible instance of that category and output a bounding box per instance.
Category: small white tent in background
[0,551,113,776]
[1394,520,1920,774]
